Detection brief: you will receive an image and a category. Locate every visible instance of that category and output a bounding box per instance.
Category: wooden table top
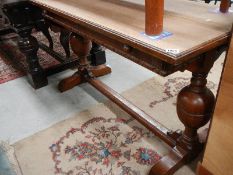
[31,0,233,64]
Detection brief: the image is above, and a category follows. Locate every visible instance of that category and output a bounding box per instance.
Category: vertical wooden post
[220,0,230,13]
[145,0,164,36]
[18,28,48,89]
[176,51,217,161]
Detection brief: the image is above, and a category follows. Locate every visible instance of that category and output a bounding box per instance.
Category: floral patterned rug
[13,104,169,175]
[0,32,66,85]
[11,52,225,175]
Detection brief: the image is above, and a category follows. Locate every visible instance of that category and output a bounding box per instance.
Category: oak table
[31,0,233,174]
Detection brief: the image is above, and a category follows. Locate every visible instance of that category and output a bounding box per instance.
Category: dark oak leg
[90,42,106,66]
[58,34,111,92]
[89,42,111,77]
[36,21,54,49]
[150,51,219,175]
[18,28,48,89]
[49,24,71,58]
[60,29,71,58]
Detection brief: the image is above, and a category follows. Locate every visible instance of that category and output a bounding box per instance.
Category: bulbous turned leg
[58,33,92,92]
[177,73,215,160]
[58,34,111,92]
[176,52,219,161]
[149,50,222,175]
[18,29,48,89]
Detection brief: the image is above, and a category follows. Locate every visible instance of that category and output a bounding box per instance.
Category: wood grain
[201,30,233,175]
[31,0,233,62]
[197,163,214,175]
[145,0,164,35]
[220,0,230,13]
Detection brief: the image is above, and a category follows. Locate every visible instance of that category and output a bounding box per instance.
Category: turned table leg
[49,24,71,58]
[60,29,71,58]
[90,43,106,65]
[89,43,111,77]
[176,53,217,161]
[35,21,54,49]
[58,34,111,92]
[176,73,214,158]
[150,51,220,175]
[18,28,48,89]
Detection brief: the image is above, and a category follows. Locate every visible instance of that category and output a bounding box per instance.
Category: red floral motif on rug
[0,32,66,84]
[49,117,161,175]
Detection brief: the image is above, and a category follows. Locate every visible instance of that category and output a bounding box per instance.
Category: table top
[31,0,233,64]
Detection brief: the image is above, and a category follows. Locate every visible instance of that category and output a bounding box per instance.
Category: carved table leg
[83,41,112,78]
[18,28,48,89]
[90,43,107,65]
[60,29,71,58]
[58,34,91,91]
[89,42,112,77]
[49,24,71,58]
[150,51,218,175]
[36,21,54,49]
[58,34,111,92]
[176,53,216,161]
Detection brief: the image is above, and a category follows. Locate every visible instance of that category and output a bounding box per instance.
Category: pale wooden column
[198,29,233,175]
[145,0,164,35]
[220,0,230,13]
